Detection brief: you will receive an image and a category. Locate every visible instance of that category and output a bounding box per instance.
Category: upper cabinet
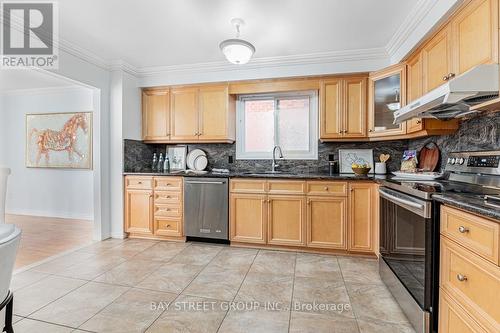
[422,25,453,93]
[451,0,498,76]
[368,64,407,137]
[320,76,367,140]
[142,89,170,141]
[143,85,235,143]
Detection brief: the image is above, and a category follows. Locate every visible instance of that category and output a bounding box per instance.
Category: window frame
[236,90,318,160]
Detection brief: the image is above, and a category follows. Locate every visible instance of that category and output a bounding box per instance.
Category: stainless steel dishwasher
[184,177,229,240]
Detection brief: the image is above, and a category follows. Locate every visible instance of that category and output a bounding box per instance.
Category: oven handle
[379,187,430,218]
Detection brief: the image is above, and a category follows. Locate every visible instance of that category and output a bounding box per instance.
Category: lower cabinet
[125,176,184,239]
[125,188,154,236]
[267,195,306,246]
[348,182,378,253]
[229,179,377,254]
[307,196,347,249]
[229,193,267,244]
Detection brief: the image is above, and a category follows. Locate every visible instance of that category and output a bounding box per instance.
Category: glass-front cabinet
[368,64,407,137]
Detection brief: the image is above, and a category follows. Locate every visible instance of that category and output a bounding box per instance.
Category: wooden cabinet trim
[306,196,347,250]
[267,195,306,247]
[229,193,267,244]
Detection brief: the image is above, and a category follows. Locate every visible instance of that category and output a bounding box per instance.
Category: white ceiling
[58,0,417,70]
[0,69,79,93]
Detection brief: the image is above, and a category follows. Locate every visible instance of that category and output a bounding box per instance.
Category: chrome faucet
[271,146,284,173]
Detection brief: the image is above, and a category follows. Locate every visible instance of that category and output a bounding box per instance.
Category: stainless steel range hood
[394,64,499,123]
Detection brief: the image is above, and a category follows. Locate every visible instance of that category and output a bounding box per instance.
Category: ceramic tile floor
[10,239,416,333]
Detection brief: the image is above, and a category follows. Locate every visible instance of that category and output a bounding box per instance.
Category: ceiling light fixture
[220,18,255,65]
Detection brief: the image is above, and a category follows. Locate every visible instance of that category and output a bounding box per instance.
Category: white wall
[0,95,6,167]
[2,88,94,220]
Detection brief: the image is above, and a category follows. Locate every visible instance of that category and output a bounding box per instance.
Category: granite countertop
[433,193,500,221]
[123,170,390,181]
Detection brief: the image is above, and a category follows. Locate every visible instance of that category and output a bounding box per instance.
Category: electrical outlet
[328,154,335,161]
[228,155,234,164]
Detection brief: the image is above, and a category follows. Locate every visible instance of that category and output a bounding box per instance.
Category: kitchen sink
[243,172,299,177]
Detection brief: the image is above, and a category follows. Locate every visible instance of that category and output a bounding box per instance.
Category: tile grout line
[337,257,362,333]
[76,243,195,331]
[143,243,226,332]
[287,251,298,333]
[215,248,260,333]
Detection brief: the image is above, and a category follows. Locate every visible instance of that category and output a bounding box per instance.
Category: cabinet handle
[166,224,171,228]
[324,186,329,191]
[448,73,456,80]
[369,129,373,132]
[416,120,421,124]
[456,274,467,282]
[458,226,469,233]
[307,200,311,205]
[344,130,348,133]
[137,181,142,184]
[443,75,449,81]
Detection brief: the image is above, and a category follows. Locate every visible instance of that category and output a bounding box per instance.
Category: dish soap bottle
[152,153,158,171]
[163,156,170,173]
[158,153,164,172]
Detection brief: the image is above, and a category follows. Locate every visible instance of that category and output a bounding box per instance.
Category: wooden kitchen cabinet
[125,188,154,236]
[230,193,267,244]
[307,196,347,250]
[422,25,453,93]
[451,0,498,76]
[320,76,367,140]
[198,85,235,141]
[368,64,407,137]
[348,182,377,253]
[142,89,170,141]
[267,195,306,246]
[170,87,199,141]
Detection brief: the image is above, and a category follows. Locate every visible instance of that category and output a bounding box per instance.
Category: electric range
[378,150,500,333]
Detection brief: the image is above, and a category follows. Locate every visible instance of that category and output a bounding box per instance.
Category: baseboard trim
[5,209,93,221]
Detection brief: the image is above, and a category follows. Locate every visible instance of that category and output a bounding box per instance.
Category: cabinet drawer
[230,179,267,193]
[439,288,488,333]
[154,204,182,218]
[268,180,306,194]
[441,206,499,265]
[440,237,500,331]
[154,177,183,191]
[154,218,182,236]
[154,191,182,205]
[125,176,153,190]
[306,181,347,196]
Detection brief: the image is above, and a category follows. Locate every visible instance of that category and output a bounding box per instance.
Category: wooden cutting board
[418,143,440,172]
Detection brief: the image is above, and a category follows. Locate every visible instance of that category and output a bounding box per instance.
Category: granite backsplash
[409,112,500,170]
[124,139,407,173]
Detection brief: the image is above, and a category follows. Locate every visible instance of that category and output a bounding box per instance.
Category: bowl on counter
[351,166,371,175]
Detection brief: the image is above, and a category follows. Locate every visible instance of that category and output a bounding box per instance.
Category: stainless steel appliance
[184,177,229,241]
[379,150,500,333]
[393,64,499,123]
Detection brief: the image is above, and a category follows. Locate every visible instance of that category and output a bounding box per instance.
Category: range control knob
[458,158,465,165]
[450,158,456,165]
[447,158,453,164]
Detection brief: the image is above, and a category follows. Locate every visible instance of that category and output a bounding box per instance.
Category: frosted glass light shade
[220,39,255,65]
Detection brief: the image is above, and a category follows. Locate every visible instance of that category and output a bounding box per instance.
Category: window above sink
[236,91,318,160]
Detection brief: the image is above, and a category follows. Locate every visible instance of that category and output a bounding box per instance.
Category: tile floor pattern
[10,239,416,333]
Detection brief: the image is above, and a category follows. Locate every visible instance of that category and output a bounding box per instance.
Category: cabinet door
[142,89,170,141]
[452,0,498,76]
[439,289,489,333]
[307,196,347,249]
[154,217,182,237]
[268,195,306,246]
[368,64,407,137]
[320,79,343,139]
[348,183,376,253]
[230,193,267,244]
[423,25,453,93]
[343,77,367,138]
[170,87,199,141]
[125,189,153,235]
[406,53,424,134]
[199,85,230,141]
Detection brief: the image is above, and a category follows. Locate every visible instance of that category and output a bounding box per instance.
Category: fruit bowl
[352,166,371,175]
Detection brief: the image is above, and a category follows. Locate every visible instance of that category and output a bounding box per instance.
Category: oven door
[379,187,434,311]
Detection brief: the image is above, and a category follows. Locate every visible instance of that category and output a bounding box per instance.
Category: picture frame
[338,149,374,174]
[167,145,187,171]
[26,112,93,169]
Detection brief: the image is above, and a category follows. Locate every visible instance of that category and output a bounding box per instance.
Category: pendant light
[220,18,256,65]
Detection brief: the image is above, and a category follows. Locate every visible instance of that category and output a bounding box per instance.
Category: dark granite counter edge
[433,194,500,221]
[123,171,389,181]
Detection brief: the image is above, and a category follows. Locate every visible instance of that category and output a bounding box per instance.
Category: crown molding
[0,85,88,96]
[135,47,389,78]
[385,0,436,58]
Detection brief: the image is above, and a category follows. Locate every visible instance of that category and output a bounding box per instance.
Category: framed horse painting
[26,112,93,169]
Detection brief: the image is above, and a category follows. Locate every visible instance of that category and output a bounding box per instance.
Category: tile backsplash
[409,112,500,170]
[124,139,407,173]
